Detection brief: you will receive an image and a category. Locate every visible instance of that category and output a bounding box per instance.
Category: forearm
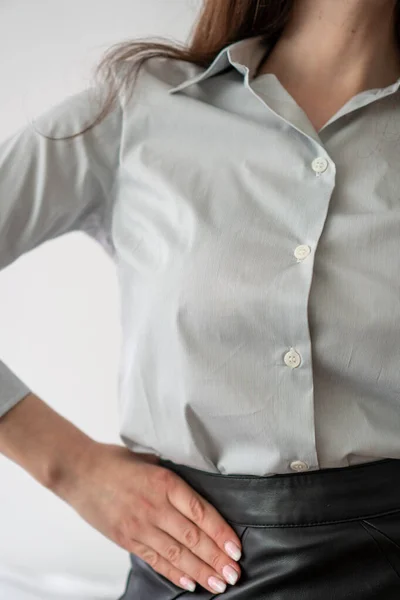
[0,392,97,494]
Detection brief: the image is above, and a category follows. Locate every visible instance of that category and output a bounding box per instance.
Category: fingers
[129,538,198,593]
[115,462,244,594]
[153,505,241,587]
[166,470,243,561]
[133,525,233,594]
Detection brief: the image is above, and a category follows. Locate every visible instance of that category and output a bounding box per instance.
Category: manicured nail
[208,576,227,593]
[224,541,242,561]
[222,564,239,585]
[179,576,196,592]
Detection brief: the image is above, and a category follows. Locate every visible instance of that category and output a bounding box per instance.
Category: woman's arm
[0,392,97,493]
[0,392,243,595]
[0,83,122,421]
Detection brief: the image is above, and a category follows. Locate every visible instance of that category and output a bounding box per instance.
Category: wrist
[47,435,99,502]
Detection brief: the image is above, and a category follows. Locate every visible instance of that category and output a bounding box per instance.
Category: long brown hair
[42,0,293,141]
[44,0,400,141]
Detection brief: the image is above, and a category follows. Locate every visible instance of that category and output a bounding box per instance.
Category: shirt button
[290,460,309,472]
[284,347,301,369]
[294,245,311,261]
[311,157,328,173]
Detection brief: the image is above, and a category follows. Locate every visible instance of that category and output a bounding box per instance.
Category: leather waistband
[158,458,400,527]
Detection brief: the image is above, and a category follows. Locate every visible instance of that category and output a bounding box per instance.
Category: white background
[0,0,199,595]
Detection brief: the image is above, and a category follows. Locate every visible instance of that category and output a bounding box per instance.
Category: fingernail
[179,576,196,592]
[224,540,242,561]
[208,576,227,593]
[222,564,239,585]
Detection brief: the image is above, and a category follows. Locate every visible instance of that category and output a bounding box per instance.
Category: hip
[118,457,400,599]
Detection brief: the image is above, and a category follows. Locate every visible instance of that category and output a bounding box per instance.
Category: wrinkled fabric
[1,33,400,475]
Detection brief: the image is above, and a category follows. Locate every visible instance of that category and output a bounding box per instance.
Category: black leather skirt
[118,457,400,599]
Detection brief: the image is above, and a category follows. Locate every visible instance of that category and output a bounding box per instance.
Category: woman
[1,0,400,597]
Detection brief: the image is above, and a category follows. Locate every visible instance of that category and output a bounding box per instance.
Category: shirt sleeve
[0,83,123,419]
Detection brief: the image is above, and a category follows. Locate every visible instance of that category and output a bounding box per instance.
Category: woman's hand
[54,441,242,594]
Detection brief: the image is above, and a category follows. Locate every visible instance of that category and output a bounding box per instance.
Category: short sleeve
[0,82,123,418]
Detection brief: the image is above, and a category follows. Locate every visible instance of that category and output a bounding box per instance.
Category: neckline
[251,71,400,96]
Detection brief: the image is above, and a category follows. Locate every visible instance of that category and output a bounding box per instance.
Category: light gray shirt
[1,33,400,476]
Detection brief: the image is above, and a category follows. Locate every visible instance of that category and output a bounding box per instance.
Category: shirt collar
[168,34,400,98]
[168,33,270,95]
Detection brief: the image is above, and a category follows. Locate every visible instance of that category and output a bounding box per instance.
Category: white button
[294,245,311,261]
[311,157,328,173]
[284,347,301,369]
[290,460,309,472]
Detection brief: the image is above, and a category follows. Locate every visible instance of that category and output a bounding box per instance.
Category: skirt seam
[359,520,400,584]
[225,507,400,528]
